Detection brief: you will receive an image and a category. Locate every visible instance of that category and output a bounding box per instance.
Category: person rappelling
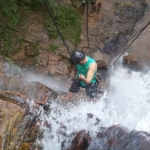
[78,1,86,13]
[90,0,96,16]
[65,50,98,100]
[43,0,101,101]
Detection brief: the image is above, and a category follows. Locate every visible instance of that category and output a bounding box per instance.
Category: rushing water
[35,63,150,150]
[4,61,150,149]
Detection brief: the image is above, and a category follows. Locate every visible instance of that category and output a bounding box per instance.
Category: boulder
[48,53,70,76]
[0,94,41,150]
[25,44,36,57]
[123,55,143,71]
[67,130,91,150]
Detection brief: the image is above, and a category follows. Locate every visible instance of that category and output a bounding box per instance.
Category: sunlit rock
[123,55,143,71]
[0,95,41,150]
[48,53,70,76]
[25,44,36,57]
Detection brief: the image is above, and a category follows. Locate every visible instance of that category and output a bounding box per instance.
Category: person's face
[79,59,85,64]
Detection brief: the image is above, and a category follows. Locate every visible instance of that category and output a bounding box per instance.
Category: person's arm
[78,62,97,84]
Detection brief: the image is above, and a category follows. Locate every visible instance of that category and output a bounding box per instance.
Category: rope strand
[86,0,91,54]
[43,0,78,70]
[109,21,150,69]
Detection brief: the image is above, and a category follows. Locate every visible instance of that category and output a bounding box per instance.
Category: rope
[101,22,150,62]
[86,0,91,54]
[108,21,150,69]
[42,0,78,70]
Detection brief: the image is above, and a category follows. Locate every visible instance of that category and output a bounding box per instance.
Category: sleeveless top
[76,56,97,87]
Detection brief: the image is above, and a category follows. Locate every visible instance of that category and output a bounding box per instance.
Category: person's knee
[69,87,80,93]
[69,79,80,93]
[89,93,96,98]
[86,83,98,98]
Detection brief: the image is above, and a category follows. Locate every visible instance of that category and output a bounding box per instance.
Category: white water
[37,64,150,150]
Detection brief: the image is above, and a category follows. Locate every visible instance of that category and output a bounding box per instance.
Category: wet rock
[103,34,122,54]
[114,1,147,22]
[97,60,108,70]
[92,125,150,150]
[0,57,57,106]
[25,44,36,57]
[123,55,143,71]
[97,125,127,147]
[101,0,147,55]
[37,50,49,67]
[0,97,41,150]
[67,130,91,150]
[115,131,150,150]
[22,82,57,104]
[48,53,70,76]
[96,60,108,81]
[0,57,58,150]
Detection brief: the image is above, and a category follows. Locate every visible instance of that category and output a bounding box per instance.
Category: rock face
[102,0,147,54]
[96,125,150,150]
[1,0,147,79]
[48,53,71,75]
[0,57,58,150]
[67,130,91,150]
[129,19,150,67]
[123,55,143,71]
[68,125,150,150]
[0,94,41,150]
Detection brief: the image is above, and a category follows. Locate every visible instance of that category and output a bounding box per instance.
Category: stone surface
[68,125,150,150]
[0,57,58,150]
[123,55,143,71]
[25,44,36,57]
[67,130,91,150]
[0,95,40,150]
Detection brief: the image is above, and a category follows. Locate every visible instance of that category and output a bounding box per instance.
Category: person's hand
[78,74,85,81]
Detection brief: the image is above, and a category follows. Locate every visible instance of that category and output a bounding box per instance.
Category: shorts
[69,78,98,98]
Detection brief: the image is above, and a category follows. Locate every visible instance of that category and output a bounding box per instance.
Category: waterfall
[36,64,150,150]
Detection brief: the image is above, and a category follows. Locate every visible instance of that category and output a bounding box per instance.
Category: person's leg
[86,82,98,99]
[69,78,80,93]
[65,78,80,100]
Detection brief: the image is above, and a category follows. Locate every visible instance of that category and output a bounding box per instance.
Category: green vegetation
[0,0,81,58]
[33,42,39,57]
[5,57,14,64]
[50,44,59,52]
[114,3,132,11]
[44,6,81,46]
[0,0,20,56]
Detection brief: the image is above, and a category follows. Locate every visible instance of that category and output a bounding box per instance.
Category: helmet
[71,50,85,64]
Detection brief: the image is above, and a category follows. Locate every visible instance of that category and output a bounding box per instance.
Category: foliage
[114,2,132,11]
[5,57,14,64]
[0,0,20,56]
[22,0,57,10]
[44,6,81,46]
[24,0,55,5]
[50,44,59,52]
[0,0,81,57]
[0,0,57,57]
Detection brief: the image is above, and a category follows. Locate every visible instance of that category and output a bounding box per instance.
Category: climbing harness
[43,0,101,88]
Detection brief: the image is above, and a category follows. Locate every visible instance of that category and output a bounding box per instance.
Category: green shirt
[76,56,97,87]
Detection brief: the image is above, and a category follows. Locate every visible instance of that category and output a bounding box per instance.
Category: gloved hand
[78,74,85,81]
